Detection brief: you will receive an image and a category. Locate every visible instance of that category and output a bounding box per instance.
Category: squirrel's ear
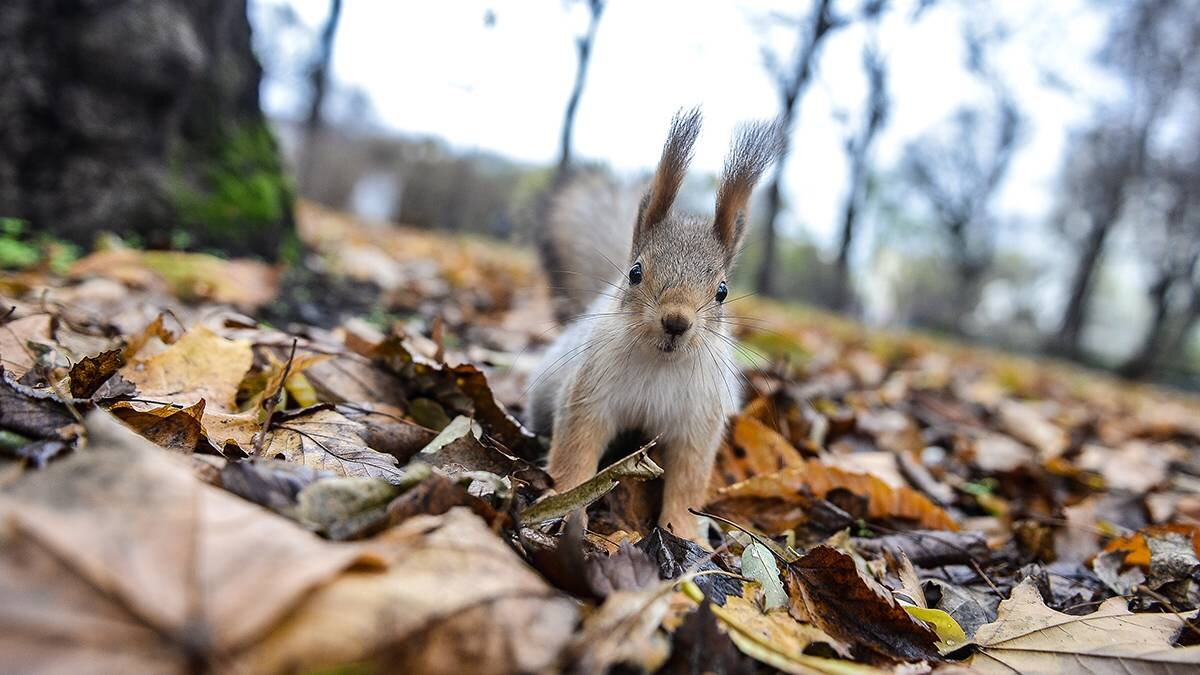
[637,108,702,236]
[713,120,785,258]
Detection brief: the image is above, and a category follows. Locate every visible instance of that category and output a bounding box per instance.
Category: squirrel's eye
[628,261,643,285]
[715,281,728,303]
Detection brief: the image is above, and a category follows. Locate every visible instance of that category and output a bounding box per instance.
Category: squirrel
[527,108,782,539]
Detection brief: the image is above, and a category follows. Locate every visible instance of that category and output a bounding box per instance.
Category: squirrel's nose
[661,313,692,336]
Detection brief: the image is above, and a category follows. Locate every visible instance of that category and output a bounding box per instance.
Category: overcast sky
[252,0,1118,249]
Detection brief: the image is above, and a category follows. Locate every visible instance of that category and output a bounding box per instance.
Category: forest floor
[3,201,1200,673]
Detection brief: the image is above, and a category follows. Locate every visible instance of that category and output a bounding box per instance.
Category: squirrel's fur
[529,109,783,538]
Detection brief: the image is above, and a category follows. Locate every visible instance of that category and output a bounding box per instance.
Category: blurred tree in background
[0,0,292,260]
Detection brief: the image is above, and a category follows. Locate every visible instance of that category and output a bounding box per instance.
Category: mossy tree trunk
[0,0,294,260]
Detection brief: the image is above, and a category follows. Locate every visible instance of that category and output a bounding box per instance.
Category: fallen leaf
[109,400,205,452]
[708,459,959,534]
[638,528,744,605]
[265,407,412,484]
[742,541,789,611]
[1103,524,1200,569]
[219,459,333,512]
[787,546,940,663]
[235,508,579,674]
[0,410,379,672]
[0,314,53,379]
[712,414,808,490]
[68,348,124,398]
[969,578,1200,674]
[119,325,253,411]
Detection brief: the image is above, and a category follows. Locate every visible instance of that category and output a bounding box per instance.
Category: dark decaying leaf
[418,414,551,493]
[220,459,333,512]
[855,530,989,568]
[0,369,82,442]
[68,348,124,398]
[637,528,743,605]
[375,336,542,460]
[787,545,940,663]
[91,372,137,401]
[110,400,205,452]
[661,600,755,675]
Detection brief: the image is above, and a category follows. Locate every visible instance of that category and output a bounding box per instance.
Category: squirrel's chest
[595,352,722,434]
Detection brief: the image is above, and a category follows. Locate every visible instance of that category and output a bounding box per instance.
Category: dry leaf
[236,508,578,674]
[788,546,940,663]
[969,579,1200,674]
[109,400,206,452]
[120,325,253,411]
[708,459,959,533]
[0,410,379,673]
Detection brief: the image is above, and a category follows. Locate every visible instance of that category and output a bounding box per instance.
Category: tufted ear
[636,108,702,238]
[713,121,784,259]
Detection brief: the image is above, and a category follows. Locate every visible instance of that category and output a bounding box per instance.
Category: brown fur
[714,121,786,260]
[637,108,702,236]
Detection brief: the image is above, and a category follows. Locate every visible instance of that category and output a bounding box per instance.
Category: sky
[251,0,1117,248]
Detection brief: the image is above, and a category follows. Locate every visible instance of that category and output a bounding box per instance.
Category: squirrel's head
[622,108,783,356]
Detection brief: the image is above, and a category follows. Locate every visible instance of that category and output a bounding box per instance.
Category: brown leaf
[708,459,959,534]
[235,508,578,674]
[119,325,253,411]
[788,545,940,663]
[0,410,379,672]
[969,579,1200,673]
[68,347,124,398]
[109,400,205,452]
[263,408,410,484]
[711,414,808,491]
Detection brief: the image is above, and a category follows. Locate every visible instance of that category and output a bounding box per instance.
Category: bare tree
[898,93,1020,331]
[1049,0,1197,359]
[556,0,605,176]
[1048,122,1147,357]
[832,43,889,310]
[1120,162,1200,376]
[298,0,344,195]
[754,0,845,297]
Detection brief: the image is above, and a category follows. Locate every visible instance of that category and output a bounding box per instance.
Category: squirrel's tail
[537,171,639,324]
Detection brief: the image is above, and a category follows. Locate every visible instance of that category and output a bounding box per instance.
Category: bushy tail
[537,171,639,324]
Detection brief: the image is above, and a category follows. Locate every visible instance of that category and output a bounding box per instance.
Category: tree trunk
[1050,217,1114,357]
[1119,274,1172,377]
[0,0,292,259]
[299,0,344,196]
[556,0,604,178]
[754,0,838,298]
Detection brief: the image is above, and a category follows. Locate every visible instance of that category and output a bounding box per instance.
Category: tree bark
[556,0,604,178]
[0,0,292,259]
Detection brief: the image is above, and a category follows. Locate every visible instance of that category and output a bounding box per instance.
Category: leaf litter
[2,201,1200,672]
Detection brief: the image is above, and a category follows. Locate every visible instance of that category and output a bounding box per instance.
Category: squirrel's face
[619,108,782,357]
[623,215,732,356]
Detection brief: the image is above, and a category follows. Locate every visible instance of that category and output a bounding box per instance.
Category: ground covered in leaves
[4,202,1200,673]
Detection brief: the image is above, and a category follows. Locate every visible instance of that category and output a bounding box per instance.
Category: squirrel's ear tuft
[714,120,785,258]
[637,108,702,236]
